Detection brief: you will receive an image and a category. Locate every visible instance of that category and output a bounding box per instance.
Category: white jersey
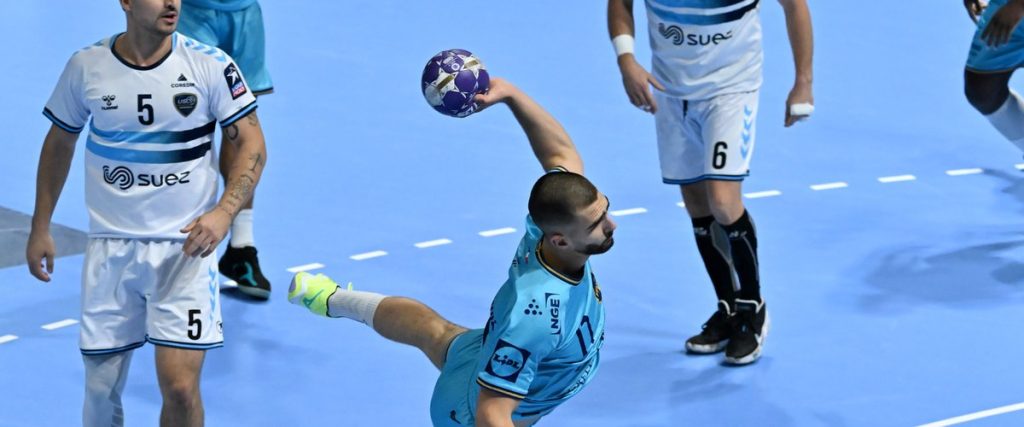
[646,0,763,100]
[44,32,257,239]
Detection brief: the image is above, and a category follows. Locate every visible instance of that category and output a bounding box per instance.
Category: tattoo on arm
[248,153,263,173]
[246,113,259,126]
[225,124,239,142]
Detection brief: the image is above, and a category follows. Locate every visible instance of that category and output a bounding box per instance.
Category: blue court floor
[1,1,1023,426]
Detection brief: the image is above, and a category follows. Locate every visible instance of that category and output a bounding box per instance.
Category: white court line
[0,335,17,345]
[349,251,387,261]
[917,402,1024,427]
[810,182,848,191]
[1015,163,1024,170]
[744,190,782,199]
[946,168,983,176]
[41,319,78,331]
[415,239,452,249]
[676,202,686,208]
[479,227,516,237]
[610,208,647,217]
[286,263,325,273]
[222,279,237,287]
[878,174,916,183]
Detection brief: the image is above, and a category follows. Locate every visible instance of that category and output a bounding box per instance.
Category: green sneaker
[288,272,348,317]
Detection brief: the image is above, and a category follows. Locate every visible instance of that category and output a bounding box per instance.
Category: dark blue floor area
[2,1,1024,426]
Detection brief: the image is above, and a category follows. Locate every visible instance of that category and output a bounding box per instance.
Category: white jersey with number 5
[43,32,257,239]
[646,0,763,100]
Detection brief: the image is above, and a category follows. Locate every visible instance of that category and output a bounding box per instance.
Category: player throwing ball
[608,0,814,364]
[289,77,615,426]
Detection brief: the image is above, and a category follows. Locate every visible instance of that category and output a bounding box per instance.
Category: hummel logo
[303,289,324,308]
[100,95,118,110]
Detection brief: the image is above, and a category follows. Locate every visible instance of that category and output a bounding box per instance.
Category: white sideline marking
[878,175,916,183]
[222,279,237,287]
[1015,163,1024,170]
[41,319,78,331]
[946,168,983,176]
[0,335,17,345]
[676,202,686,208]
[917,402,1024,427]
[479,228,516,237]
[349,251,387,261]
[415,239,452,249]
[744,190,782,199]
[610,208,647,217]
[810,182,848,191]
[286,263,326,272]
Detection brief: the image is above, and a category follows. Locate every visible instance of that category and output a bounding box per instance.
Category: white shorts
[79,238,223,355]
[654,90,759,185]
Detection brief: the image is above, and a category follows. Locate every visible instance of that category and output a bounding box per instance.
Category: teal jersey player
[287,77,617,426]
[471,214,605,416]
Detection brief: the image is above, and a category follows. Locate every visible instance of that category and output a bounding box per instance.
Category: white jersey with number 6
[43,32,257,239]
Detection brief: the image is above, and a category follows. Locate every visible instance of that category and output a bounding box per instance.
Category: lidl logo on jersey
[658,23,733,47]
[223,63,247,100]
[174,93,198,117]
[102,165,191,190]
[486,339,531,382]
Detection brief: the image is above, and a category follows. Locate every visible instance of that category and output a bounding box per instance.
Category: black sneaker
[685,300,734,354]
[219,246,271,300]
[725,299,769,365]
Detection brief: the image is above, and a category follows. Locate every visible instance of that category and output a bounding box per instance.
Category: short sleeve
[476,301,558,399]
[43,55,89,133]
[206,58,257,127]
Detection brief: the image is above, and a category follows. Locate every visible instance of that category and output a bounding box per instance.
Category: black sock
[719,210,760,302]
[691,216,735,305]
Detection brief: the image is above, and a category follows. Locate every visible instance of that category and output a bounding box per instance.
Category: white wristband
[612,34,635,57]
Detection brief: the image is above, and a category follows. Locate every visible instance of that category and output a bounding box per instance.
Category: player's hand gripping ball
[421,49,490,118]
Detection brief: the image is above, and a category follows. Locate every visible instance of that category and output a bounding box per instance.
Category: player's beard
[578,234,614,255]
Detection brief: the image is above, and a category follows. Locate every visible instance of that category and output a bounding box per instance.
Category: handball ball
[421,49,490,118]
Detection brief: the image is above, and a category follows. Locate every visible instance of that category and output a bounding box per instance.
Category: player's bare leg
[155,347,205,427]
[288,272,467,369]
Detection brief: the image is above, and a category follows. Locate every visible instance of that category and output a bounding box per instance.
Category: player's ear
[120,0,131,13]
[548,233,569,248]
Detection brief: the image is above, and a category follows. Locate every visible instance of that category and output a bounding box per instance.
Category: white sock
[327,289,386,328]
[229,209,255,248]
[985,90,1024,152]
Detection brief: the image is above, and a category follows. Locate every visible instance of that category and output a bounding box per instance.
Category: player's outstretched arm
[608,0,665,114]
[779,0,815,127]
[27,124,79,282]
[475,388,519,427]
[180,112,267,257]
[474,78,584,175]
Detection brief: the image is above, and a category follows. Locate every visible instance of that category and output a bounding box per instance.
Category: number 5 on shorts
[188,309,203,340]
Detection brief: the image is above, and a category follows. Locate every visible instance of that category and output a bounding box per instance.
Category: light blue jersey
[430,214,606,425]
[967,0,1024,71]
[181,0,256,12]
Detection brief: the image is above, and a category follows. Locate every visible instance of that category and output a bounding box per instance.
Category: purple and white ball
[421,49,490,118]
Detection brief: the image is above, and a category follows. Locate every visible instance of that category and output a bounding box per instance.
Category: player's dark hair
[528,172,598,232]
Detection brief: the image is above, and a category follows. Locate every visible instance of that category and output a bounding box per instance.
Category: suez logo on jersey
[223,63,248,100]
[102,165,191,190]
[658,23,734,46]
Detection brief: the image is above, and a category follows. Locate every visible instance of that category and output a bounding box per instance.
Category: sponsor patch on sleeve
[484,339,531,383]
[223,63,247,100]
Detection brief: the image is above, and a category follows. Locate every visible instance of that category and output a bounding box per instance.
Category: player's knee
[964,78,1008,114]
[160,377,199,406]
[707,194,742,225]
